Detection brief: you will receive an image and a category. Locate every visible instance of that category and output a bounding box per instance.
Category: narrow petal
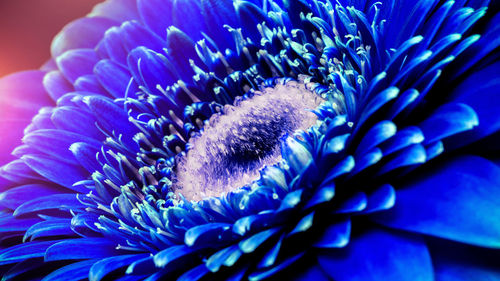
[0,184,62,210]
[22,155,89,192]
[45,238,120,261]
[89,254,149,281]
[43,259,100,281]
[14,194,83,217]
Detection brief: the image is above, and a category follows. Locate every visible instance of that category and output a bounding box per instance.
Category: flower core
[173,80,324,200]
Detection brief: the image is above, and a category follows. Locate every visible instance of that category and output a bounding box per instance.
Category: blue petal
[201,0,239,49]
[257,234,284,269]
[51,106,103,140]
[363,184,396,213]
[321,156,355,185]
[127,47,178,94]
[126,255,156,275]
[84,96,138,147]
[419,102,478,145]
[280,136,313,174]
[206,244,242,272]
[377,144,426,175]
[418,0,455,50]
[184,223,232,247]
[69,142,102,173]
[232,211,276,236]
[177,264,210,281]
[430,238,500,281]
[0,240,59,265]
[89,254,149,281]
[322,134,350,156]
[385,0,438,48]
[43,259,99,281]
[304,185,335,210]
[0,184,61,210]
[153,245,199,268]
[425,140,444,160]
[313,219,351,248]
[94,59,135,98]
[450,16,500,78]
[239,227,281,253]
[14,194,84,217]
[355,121,397,157]
[119,20,165,53]
[317,228,433,281]
[71,213,101,237]
[45,238,121,261]
[51,17,118,58]
[294,264,331,281]
[373,155,500,248]
[288,212,314,235]
[24,219,75,241]
[276,189,303,212]
[172,0,206,42]
[380,126,424,156]
[334,192,367,214]
[234,0,270,43]
[137,0,173,37]
[357,87,399,129]
[166,26,200,77]
[350,147,383,176]
[0,215,41,232]
[2,258,45,281]
[449,62,500,148]
[248,253,304,281]
[21,154,88,192]
[74,74,107,96]
[23,129,101,164]
[0,159,46,183]
[387,89,419,119]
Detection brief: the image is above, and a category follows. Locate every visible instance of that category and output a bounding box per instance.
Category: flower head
[1,0,500,280]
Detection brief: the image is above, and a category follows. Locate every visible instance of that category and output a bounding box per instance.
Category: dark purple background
[0,0,104,77]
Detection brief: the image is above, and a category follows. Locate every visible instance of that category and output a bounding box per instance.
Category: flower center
[173,80,324,201]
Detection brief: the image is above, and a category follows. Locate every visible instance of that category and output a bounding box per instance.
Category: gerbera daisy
[1,0,500,280]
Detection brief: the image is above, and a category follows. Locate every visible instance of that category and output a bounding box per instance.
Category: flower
[1,0,500,280]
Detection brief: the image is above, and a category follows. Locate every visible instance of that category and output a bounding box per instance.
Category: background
[0,0,104,77]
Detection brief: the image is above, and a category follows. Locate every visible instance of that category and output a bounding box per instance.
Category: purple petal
[56,49,100,83]
[88,0,140,22]
[51,17,118,58]
[43,71,75,101]
[0,71,53,166]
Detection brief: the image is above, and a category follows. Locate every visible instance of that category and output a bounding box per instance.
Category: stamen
[168,110,184,128]
[168,124,185,142]
[177,80,201,103]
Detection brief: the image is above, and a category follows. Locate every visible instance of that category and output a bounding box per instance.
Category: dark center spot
[173,80,324,201]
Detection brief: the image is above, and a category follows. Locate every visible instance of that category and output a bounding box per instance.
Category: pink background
[0,0,104,77]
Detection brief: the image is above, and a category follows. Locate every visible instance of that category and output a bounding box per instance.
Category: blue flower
[1,0,500,280]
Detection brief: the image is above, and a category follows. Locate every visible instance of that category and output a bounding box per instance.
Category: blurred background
[0,0,104,77]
